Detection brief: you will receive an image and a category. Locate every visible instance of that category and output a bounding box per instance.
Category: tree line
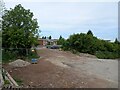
[42,36,52,39]
[57,30,120,59]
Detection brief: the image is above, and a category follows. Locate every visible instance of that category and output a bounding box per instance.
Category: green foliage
[61,30,120,59]
[2,48,39,63]
[87,30,93,36]
[2,4,40,51]
[2,4,40,61]
[48,36,52,39]
[95,51,118,59]
[27,49,39,60]
[0,31,1,61]
[4,80,10,85]
[13,77,23,85]
[42,36,46,39]
[59,35,62,39]
[61,39,70,50]
[114,38,120,44]
[62,33,95,54]
[57,35,65,45]
[2,49,18,63]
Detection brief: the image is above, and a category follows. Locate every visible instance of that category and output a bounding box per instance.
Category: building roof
[38,38,47,41]
[38,38,58,42]
[47,39,58,42]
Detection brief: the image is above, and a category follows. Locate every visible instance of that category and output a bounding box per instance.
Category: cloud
[4,0,120,2]
[4,1,118,40]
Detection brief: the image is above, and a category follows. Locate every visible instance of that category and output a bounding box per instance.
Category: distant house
[38,39,48,46]
[47,39,58,45]
[38,38,58,46]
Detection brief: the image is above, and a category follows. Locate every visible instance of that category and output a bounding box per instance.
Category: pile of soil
[9,59,30,67]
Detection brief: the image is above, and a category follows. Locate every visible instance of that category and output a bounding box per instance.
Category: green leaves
[2,4,40,58]
[57,35,65,45]
[2,4,40,49]
[87,30,93,36]
[62,30,120,59]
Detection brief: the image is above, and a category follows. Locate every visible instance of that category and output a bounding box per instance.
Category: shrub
[2,48,39,63]
[95,51,118,59]
[2,49,18,63]
[27,49,39,60]
[61,30,120,59]
[4,80,10,85]
[13,77,23,85]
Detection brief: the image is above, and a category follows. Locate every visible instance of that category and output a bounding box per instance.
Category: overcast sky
[4,0,119,41]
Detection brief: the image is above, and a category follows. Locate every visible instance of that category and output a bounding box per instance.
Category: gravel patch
[79,53,97,58]
[9,59,30,67]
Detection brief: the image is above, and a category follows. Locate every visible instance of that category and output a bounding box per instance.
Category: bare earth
[3,47,118,88]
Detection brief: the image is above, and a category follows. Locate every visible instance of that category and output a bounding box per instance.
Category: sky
[3,0,119,41]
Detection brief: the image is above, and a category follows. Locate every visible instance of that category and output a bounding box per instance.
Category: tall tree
[59,35,62,39]
[87,30,93,36]
[42,36,44,39]
[2,4,40,55]
[44,36,46,39]
[57,35,65,45]
[114,38,119,44]
[49,36,52,39]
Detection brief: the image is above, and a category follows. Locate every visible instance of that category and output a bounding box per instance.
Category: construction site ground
[3,46,118,88]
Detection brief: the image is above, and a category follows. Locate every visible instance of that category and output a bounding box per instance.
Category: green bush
[61,30,120,59]
[27,49,39,60]
[2,49,18,63]
[95,51,118,59]
[4,80,10,85]
[2,48,39,63]
[13,77,23,85]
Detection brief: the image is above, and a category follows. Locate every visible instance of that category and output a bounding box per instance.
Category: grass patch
[95,51,118,59]
[13,77,23,86]
[4,80,10,85]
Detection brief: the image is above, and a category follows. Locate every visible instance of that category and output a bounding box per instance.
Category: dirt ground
[3,46,118,88]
